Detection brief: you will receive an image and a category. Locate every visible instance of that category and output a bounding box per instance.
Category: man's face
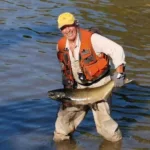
[61,25,77,41]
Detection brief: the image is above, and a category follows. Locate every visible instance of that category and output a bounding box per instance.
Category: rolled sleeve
[91,33,126,68]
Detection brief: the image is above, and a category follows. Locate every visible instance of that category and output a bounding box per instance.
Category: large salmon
[48,78,132,106]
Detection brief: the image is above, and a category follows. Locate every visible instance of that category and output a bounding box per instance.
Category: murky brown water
[0,0,150,149]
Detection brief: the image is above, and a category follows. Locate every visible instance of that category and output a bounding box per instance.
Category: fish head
[48,89,66,100]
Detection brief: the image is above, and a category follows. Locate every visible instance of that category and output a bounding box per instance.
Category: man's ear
[75,20,79,26]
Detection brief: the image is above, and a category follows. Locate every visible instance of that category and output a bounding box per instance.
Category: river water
[0,0,150,149]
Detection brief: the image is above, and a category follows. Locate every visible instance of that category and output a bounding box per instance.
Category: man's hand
[112,72,125,87]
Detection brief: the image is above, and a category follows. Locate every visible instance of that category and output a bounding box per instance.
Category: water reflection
[54,140,78,150]
[54,139,122,150]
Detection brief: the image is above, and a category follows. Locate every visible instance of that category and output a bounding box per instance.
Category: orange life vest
[57,28,109,88]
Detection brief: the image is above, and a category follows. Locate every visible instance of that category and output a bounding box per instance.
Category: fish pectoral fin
[61,98,73,108]
[89,100,107,111]
[89,102,99,111]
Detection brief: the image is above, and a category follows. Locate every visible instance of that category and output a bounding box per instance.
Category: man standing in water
[54,12,126,142]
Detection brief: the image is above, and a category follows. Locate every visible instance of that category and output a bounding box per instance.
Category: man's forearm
[116,64,125,73]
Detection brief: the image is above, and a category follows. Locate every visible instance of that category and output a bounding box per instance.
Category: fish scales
[48,79,132,106]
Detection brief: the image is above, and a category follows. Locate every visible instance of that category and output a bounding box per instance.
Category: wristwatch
[117,73,125,79]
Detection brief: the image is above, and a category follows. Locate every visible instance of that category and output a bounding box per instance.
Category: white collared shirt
[91,33,126,68]
[65,32,80,61]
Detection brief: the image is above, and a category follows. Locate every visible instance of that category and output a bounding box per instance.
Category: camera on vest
[78,73,86,81]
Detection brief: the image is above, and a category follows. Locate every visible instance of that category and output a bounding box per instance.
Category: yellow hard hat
[57,12,76,29]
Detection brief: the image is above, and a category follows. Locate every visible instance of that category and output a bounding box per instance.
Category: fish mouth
[48,91,66,100]
[48,92,55,98]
